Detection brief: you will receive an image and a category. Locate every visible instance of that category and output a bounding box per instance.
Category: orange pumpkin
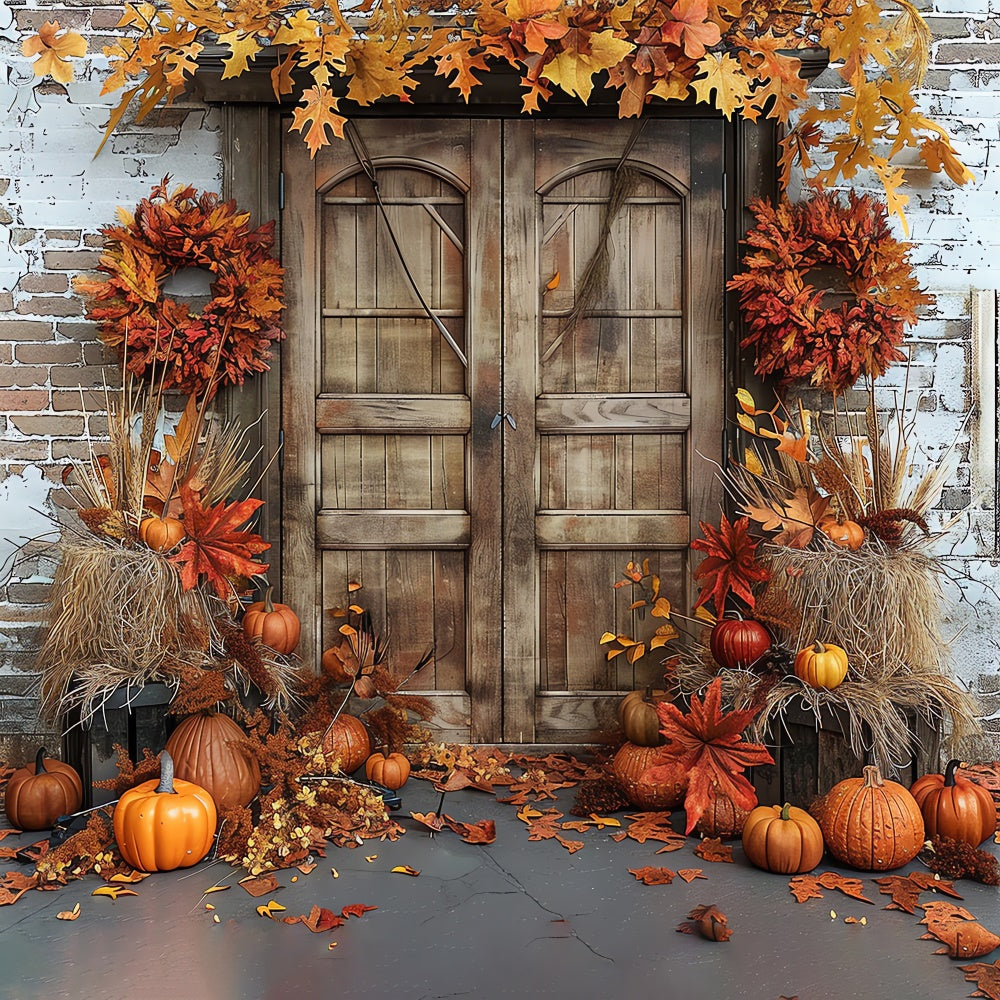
[165,712,261,811]
[3,748,83,831]
[910,758,996,847]
[618,688,670,747]
[821,518,865,550]
[113,751,217,872]
[242,586,301,655]
[811,764,924,871]
[695,788,754,839]
[611,742,687,810]
[793,640,849,690]
[365,751,411,790]
[139,515,186,552]
[321,714,371,774]
[742,802,825,874]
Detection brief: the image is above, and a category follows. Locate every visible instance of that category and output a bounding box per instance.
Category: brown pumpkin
[3,748,84,831]
[910,758,996,847]
[695,787,754,839]
[242,586,301,655]
[709,617,771,671]
[821,518,865,550]
[611,742,687,810]
[321,714,371,774]
[139,514,186,551]
[365,751,411,790]
[618,688,670,747]
[742,802,825,874]
[810,764,924,871]
[165,712,261,811]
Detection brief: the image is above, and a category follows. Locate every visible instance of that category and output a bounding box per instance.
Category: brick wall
[1,2,999,764]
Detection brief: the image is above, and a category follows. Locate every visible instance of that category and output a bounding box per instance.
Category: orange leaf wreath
[645,677,773,834]
[74,178,284,396]
[727,191,932,393]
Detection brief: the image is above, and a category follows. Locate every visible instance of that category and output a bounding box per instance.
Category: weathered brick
[0,292,13,312]
[50,389,106,411]
[41,230,83,243]
[43,250,102,270]
[5,582,52,604]
[17,273,68,294]
[0,366,47,388]
[49,365,116,388]
[935,41,1000,64]
[0,441,50,461]
[15,296,85,318]
[51,440,99,460]
[0,320,52,341]
[55,321,99,342]
[83,343,117,366]
[9,415,86,437]
[0,389,50,411]
[14,342,83,365]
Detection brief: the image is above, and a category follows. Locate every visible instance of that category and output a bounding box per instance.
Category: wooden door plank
[317,511,470,548]
[535,394,690,432]
[316,395,470,433]
[535,511,691,548]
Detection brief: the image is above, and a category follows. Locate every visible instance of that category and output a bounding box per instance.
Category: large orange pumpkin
[910,758,996,847]
[811,764,924,871]
[321,714,371,774]
[242,586,301,655]
[165,712,261,811]
[618,688,670,747]
[3,748,83,831]
[742,802,825,874]
[611,742,687,810]
[113,751,217,872]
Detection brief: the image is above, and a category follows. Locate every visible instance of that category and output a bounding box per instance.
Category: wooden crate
[750,703,940,807]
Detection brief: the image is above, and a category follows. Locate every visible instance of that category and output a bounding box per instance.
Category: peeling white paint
[0,466,56,585]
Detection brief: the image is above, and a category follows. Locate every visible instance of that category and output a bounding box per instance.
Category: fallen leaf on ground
[875,872,963,914]
[391,865,420,876]
[694,838,732,863]
[109,871,149,884]
[788,872,874,904]
[610,812,685,851]
[341,903,377,918]
[240,873,281,897]
[297,862,317,875]
[203,884,231,894]
[91,885,138,900]
[960,959,1000,999]
[677,903,732,941]
[255,899,287,919]
[283,904,344,931]
[497,767,577,804]
[629,866,676,885]
[519,807,584,853]
[0,871,39,906]
[918,901,1000,959]
[56,903,81,920]
[843,916,868,925]
[678,869,707,882]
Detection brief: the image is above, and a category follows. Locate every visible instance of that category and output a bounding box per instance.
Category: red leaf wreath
[645,678,774,835]
[690,515,770,614]
[169,485,270,599]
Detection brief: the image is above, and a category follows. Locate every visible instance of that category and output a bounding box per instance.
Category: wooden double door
[281,116,725,744]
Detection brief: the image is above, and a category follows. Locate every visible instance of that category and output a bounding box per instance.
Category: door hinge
[279,171,285,211]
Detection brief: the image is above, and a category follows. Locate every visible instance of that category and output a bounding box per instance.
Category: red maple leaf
[169,485,269,599]
[646,678,773,834]
[690,514,770,614]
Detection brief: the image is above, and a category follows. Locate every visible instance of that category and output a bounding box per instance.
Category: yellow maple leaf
[291,86,346,157]
[542,30,634,102]
[345,38,417,106]
[272,9,322,48]
[691,53,750,119]
[218,31,261,79]
[648,69,692,104]
[920,136,975,186]
[22,21,87,84]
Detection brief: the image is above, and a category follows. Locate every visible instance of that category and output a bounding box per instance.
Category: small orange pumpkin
[618,688,670,747]
[365,751,411,790]
[242,586,301,655]
[793,640,849,690]
[611,742,687,810]
[113,751,217,872]
[821,518,865,550]
[3,748,83,831]
[321,714,371,774]
[742,802,825,874]
[139,515,186,552]
[910,758,996,847]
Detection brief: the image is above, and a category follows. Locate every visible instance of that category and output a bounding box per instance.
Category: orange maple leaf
[690,514,770,612]
[661,0,722,60]
[691,52,749,118]
[290,86,347,157]
[169,485,269,599]
[22,21,87,84]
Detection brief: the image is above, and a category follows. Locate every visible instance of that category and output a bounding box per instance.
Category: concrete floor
[1,771,998,1000]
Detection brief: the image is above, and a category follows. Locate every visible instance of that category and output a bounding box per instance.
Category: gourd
[742,802,825,874]
[165,712,261,811]
[695,790,754,840]
[321,714,371,774]
[365,751,411,790]
[113,751,217,872]
[139,515,186,552]
[910,758,996,847]
[3,748,83,831]
[793,640,849,690]
[242,586,301,655]
[821,518,865,551]
[618,688,670,747]
[810,764,924,871]
[710,617,771,671]
[611,742,687,811]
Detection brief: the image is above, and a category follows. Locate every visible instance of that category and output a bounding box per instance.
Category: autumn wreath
[727,192,932,394]
[74,178,284,396]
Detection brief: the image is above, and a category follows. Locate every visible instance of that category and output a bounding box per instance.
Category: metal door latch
[490,412,516,430]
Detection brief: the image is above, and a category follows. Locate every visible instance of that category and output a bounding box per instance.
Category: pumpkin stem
[812,640,826,654]
[156,750,178,794]
[780,802,792,821]
[34,747,48,774]
[861,764,884,787]
[263,586,275,614]
[943,758,962,787]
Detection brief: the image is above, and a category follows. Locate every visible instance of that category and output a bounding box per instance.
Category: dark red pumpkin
[321,714,371,774]
[695,787,755,839]
[910,758,996,847]
[710,617,771,671]
[3,748,83,831]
